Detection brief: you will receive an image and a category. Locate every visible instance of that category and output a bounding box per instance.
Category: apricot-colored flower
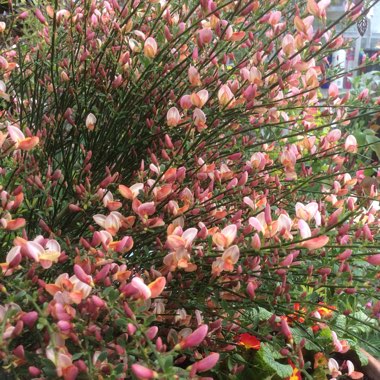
[211,245,239,275]
[144,37,157,58]
[46,346,78,379]
[14,237,61,269]
[212,224,237,249]
[93,211,123,235]
[7,124,39,151]
[167,107,181,127]
[218,84,234,106]
[345,135,358,153]
[85,113,96,131]
[45,273,92,304]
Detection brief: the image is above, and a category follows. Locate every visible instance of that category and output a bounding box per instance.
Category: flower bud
[131,364,157,379]
[175,324,208,350]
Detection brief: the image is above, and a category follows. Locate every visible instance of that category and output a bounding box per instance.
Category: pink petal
[7,125,25,143]
[248,217,264,232]
[301,235,329,250]
[298,219,311,239]
[366,254,380,266]
[131,277,151,300]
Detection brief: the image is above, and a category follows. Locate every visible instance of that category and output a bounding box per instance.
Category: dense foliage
[0,0,379,379]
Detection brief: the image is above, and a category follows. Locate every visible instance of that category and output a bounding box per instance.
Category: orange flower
[314,352,328,369]
[286,303,306,324]
[236,333,261,350]
[287,366,302,380]
[287,360,302,380]
[316,303,336,319]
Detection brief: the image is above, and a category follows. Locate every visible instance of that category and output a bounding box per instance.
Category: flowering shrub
[0,0,379,379]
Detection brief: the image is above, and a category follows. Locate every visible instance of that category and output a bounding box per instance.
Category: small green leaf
[354,346,369,366]
[260,344,293,379]
[162,355,174,371]
[97,351,108,362]
[258,307,273,321]
[365,134,380,160]
[72,352,83,360]
[115,318,127,328]
[334,315,346,331]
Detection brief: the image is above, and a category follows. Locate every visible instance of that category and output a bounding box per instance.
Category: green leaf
[260,344,293,379]
[365,134,380,160]
[258,307,273,321]
[162,355,174,371]
[72,352,83,360]
[334,315,347,331]
[319,327,332,340]
[115,318,128,328]
[290,327,319,351]
[114,363,125,374]
[354,346,369,366]
[97,351,108,362]
[354,131,366,146]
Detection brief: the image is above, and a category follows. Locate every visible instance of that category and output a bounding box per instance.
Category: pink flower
[241,66,262,85]
[298,219,311,239]
[0,246,22,274]
[166,228,198,250]
[249,212,279,238]
[307,0,330,19]
[146,326,158,340]
[193,108,207,131]
[296,202,320,225]
[211,245,240,275]
[191,352,220,374]
[366,254,380,266]
[45,273,92,304]
[16,237,61,269]
[93,211,123,235]
[345,135,358,153]
[131,364,157,379]
[280,317,292,341]
[282,34,296,56]
[118,183,144,200]
[212,224,237,249]
[188,65,201,86]
[328,82,339,98]
[180,95,193,109]
[46,347,78,379]
[328,358,342,379]
[167,107,181,127]
[191,89,209,108]
[164,228,198,272]
[331,330,350,353]
[148,277,166,298]
[73,264,93,286]
[347,360,364,379]
[198,29,213,45]
[175,324,208,350]
[131,277,152,300]
[7,124,39,151]
[218,84,234,106]
[35,8,47,25]
[85,113,96,131]
[144,37,158,58]
[300,236,329,250]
